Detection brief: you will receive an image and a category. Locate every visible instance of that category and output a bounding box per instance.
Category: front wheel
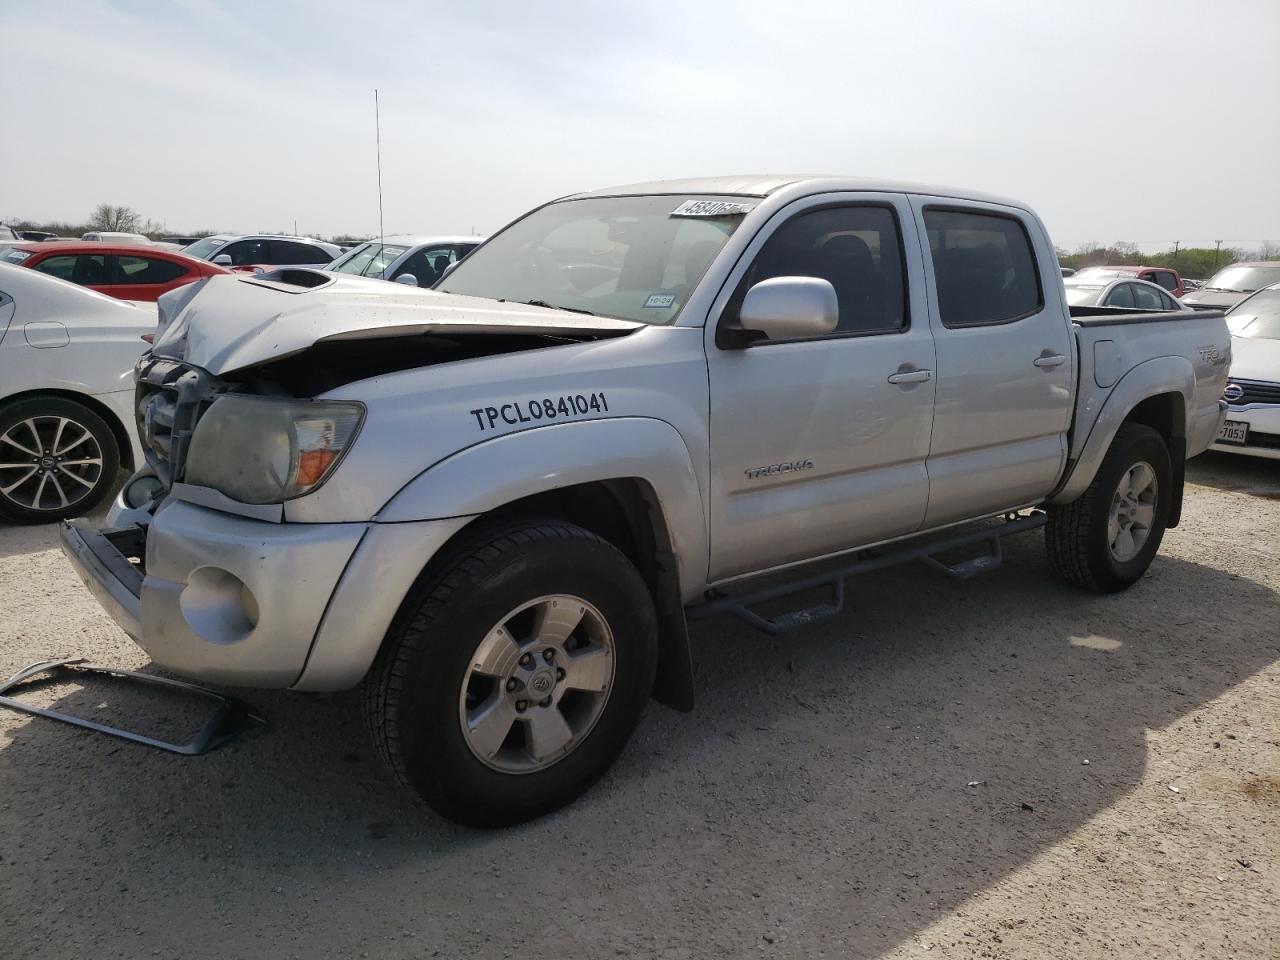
[363,519,658,827]
[1045,423,1171,592]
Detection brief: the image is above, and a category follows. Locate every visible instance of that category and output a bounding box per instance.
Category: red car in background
[1073,264,1186,299]
[0,241,229,301]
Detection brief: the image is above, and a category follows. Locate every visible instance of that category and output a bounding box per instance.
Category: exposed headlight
[184,396,364,504]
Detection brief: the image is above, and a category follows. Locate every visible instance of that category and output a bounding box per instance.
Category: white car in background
[324,234,483,286]
[1063,276,1190,312]
[1211,282,1280,459]
[82,232,153,245]
[0,264,152,523]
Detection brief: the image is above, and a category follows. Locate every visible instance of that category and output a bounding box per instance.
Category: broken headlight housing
[184,396,364,504]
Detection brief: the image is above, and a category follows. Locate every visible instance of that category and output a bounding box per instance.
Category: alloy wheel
[1107,460,1158,562]
[458,594,616,774]
[0,416,105,514]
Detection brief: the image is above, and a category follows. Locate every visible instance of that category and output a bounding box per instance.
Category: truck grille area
[134,356,224,488]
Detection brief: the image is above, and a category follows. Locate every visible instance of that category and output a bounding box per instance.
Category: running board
[687,512,1047,635]
[0,658,265,755]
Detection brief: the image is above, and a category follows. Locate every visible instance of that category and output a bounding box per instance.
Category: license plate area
[1217,419,1249,445]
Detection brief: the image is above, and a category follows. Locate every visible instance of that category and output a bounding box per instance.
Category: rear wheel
[0,397,121,524]
[1045,423,1171,592]
[364,519,658,827]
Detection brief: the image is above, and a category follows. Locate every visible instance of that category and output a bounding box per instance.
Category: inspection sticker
[670,199,756,218]
[644,293,676,309]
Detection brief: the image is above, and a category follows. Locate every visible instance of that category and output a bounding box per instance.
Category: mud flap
[1168,436,1186,528]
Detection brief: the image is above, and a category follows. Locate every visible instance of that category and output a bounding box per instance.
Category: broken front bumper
[60,500,366,688]
[60,498,475,691]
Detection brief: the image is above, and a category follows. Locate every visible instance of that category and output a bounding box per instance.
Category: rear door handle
[1034,354,1066,368]
[887,368,932,385]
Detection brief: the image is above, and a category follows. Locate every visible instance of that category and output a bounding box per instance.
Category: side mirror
[737,276,838,342]
[393,273,418,286]
[212,254,233,266]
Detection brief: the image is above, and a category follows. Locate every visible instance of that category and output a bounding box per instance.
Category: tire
[0,396,121,524]
[1045,423,1171,593]
[363,519,659,827]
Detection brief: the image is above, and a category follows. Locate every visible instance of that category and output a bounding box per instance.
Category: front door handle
[887,368,932,385]
[1034,354,1066,368]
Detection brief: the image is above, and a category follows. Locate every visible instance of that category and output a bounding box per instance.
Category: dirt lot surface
[1,452,1277,959]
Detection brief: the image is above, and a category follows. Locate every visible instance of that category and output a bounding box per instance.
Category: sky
[2,0,1277,250]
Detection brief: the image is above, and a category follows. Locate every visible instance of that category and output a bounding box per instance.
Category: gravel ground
[1,452,1277,959]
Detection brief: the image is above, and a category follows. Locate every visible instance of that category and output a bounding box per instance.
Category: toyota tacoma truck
[59,176,1230,826]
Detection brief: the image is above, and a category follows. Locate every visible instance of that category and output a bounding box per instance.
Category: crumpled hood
[151,272,641,375]
[1228,334,1280,383]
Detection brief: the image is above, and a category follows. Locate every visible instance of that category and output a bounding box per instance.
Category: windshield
[1203,264,1280,293]
[183,237,226,260]
[1226,288,1280,339]
[1063,284,1105,305]
[439,194,749,324]
[329,242,410,277]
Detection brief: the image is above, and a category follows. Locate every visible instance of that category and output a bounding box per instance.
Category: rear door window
[923,209,1042,326]
[113,255,187,285]
[1151,271,1178,292]
[1130,283,1166,310]
[269,240,330,265]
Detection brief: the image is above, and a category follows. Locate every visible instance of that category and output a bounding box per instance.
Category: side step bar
[0,658,265,755]
[687,511,1047,635]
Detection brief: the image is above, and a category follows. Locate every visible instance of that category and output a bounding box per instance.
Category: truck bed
[1066,305,1229,470]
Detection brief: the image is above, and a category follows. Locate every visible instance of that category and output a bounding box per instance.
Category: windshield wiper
[519,299,596,316]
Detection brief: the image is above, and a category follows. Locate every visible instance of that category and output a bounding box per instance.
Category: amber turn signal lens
[296,449,339,487]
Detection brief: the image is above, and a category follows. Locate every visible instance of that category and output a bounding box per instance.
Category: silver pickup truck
[60,176,1230,826]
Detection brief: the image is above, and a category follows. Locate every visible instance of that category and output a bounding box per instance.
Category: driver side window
[728,205,908,337]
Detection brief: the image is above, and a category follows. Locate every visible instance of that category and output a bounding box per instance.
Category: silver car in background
[1063,276,1189,311]
[324,234,483,287]
[182,234,342,269]
[1183,261,1280,310]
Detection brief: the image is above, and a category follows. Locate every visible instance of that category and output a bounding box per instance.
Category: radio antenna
[375,88,385,248]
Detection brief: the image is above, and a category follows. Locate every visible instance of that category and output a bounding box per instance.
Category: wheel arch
[1049,356,1192,512]
[0,387,135,471]
[372,417,708,710]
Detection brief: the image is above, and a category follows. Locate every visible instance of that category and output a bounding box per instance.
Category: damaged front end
[121,269,640,518]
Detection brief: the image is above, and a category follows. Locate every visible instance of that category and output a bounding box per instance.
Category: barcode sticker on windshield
[670,199,756,218]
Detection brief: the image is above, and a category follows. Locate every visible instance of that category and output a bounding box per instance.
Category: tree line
[1056,241,1280,280]
[4,204,364,245]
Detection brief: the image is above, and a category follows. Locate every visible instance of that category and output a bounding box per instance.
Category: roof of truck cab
[570,174,1027,208]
